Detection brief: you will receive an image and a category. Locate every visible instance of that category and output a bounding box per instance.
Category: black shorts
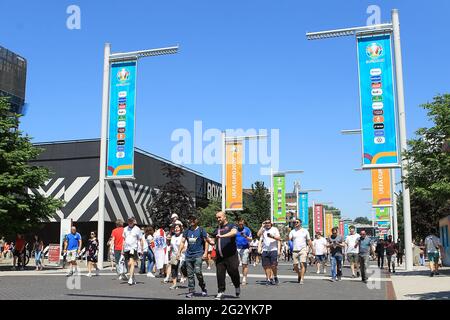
[87,255,98,263]
[13,250,24,257]
[261,251,278,267]
[123,251,138,261]
[171,262,180,278]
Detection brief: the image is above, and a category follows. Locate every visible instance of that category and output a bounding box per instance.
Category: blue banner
[344,223,349,238]
[298,192,308,228]
[357,34,399,168]
[106,61,137,178]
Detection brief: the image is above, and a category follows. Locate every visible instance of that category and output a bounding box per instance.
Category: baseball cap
[174,220,183,226]
[170,213,179,219]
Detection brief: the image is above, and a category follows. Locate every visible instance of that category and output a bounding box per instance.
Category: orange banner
[226,141,243,210]
[371,169,392,207]
[325,212,334,237]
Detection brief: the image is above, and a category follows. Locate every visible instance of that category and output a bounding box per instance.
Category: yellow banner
[371,169,392,207]
[226,141,243,210]
[325,212,334,237]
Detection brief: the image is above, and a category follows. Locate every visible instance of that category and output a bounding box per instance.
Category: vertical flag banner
[344,222,350,238]
[339,220,344,236]
[273,175,286,223]
[371,169,392,207]
[298,192,309,228]
[325,212,334,237]
[375,207,390,221]
[107,61,137,178]
[357,34,399,168]
[333,216,340,228]
[314,204,323,234]
[225,141,243,210]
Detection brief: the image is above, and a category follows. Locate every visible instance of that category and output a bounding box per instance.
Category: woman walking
[87,231,99,277]
[169,224,184,289]
[33,235,44,271]
[145,226,156,278]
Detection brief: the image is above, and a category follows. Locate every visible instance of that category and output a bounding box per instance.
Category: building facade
[0,45,27,114]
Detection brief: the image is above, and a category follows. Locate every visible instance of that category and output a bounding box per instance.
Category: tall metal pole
[312,200,316,237]
[221,131,226,212]
[270,168,273,223]
[391,169,399,242]
[97,43,111,270]
[295,182,299,220]
[392,9,413,271]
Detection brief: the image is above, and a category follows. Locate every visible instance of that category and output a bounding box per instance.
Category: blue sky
[2,0,449,220]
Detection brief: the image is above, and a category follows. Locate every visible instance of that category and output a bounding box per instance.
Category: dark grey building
[29,139,221,245]
[0,45,27,114]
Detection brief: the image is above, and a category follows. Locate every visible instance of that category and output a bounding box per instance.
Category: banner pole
[270,168,273,223]
[221,131,226,212]
[97,43,110,270]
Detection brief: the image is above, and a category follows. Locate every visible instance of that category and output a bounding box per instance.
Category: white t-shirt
[262,227,280,252]
[313,237,328,255]
[123,225,142,252]
[289,228,311,251]
[170,234,183,258]
[345,233,360,254]
[250,240,259,249]
[138,230,149,252]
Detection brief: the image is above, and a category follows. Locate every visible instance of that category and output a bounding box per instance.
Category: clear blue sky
[2,0,449,220]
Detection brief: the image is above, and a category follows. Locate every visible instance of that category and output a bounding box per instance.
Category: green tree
[198,198,221,234]
[243,181,271,232]
[0,98,63,238]
[404,94,450,240]
[353,217,371,225]
[147,163,196,228]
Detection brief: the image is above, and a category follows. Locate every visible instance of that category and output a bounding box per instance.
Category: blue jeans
[35,250,42,266]
[146,250,155,273]
[330,255,342,279]
[185,256,206,293]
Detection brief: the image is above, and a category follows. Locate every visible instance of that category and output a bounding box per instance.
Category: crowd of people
[1,213,446,299]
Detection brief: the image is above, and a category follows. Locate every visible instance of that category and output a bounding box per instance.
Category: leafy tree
[198,198,221,234]
[353,217,372,225]
[147,163,196,228]
[403,94,450,240]
[243,181,271,232]
[0,98,63,238]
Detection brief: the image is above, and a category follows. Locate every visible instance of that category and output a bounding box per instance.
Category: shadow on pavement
[404,291,450,300]
[66,293,168,300]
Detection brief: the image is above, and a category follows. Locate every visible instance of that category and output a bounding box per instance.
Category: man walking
[177,215,211,298]
[345,226,360,278]
[235,218,252,285]
[395,238,404,266]
[257,219,281,285]
[384,235,396,273]
[355,230,373,283]
[63,226,82,276]
[289,219,312,284]
[327,227,344,282]
[110,219,125,278]
[12,234,26,270]
[122,217,144,285]
[211,212,241,300]
[375,238,385,270]
[424,232,444,277]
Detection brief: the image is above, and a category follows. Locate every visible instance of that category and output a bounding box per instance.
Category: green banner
[333,217,340,228]
[273,175,286,223]
[375,207,390,221]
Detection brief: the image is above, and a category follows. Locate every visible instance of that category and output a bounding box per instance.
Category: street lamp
[97,43,179,269]
[340,129,362,135]
[306,9,413,270]
[221,132,267,212]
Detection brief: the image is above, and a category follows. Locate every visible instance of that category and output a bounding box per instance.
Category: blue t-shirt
[183,227,208,259]
[288,240,294,252]
[66,232,81,251]
[235,226,252,249]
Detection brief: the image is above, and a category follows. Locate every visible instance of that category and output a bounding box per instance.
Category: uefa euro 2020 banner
[273,175,286,223]
[314,204,323,234]
[298,192,308,228]
[357,34,399,169]
[225,140,243,210]
[371,168,392,207]
[107,61,137,178]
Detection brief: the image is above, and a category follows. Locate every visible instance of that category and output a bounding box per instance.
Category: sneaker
[169,285,178,290]
[235,287,241,297]
[186,292,194,298]
[363,280,368,284]
[253,263,256,267]
[300,280,304,285]
[87,273,92,277]
[215,292,224,300]
[241,278,247,286]
[66,270,73,277]
[207,266,211,270]
[337,276,341,281]
[274,277,279,285]
[128,277,136,285]
[316,270,320,274]
[351,274,356,278]
[146,272,155,278]
[330,278,336,282]
[95,269,100,276]
[201,289,208,297]
[163,277,170,283]
[265,280,271,286]
[323,268,327,274]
